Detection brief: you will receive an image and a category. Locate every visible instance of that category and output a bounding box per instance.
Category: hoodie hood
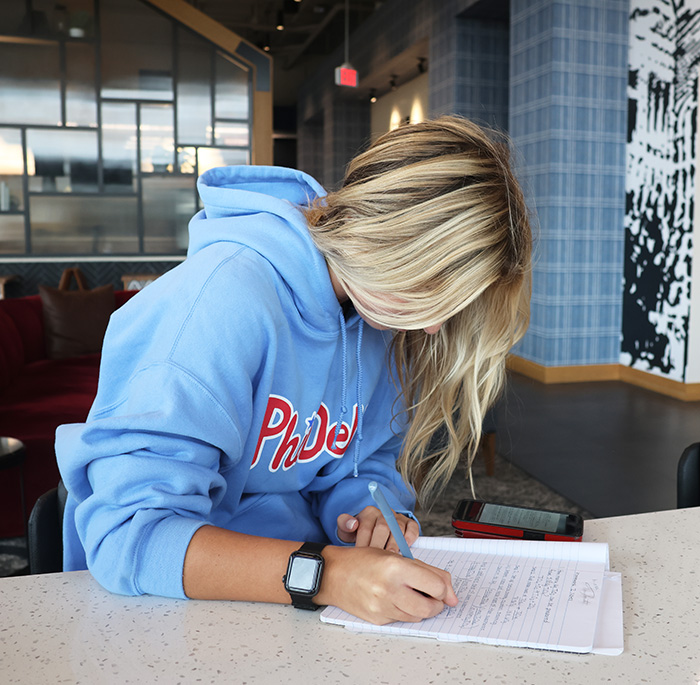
[190,165,335,331]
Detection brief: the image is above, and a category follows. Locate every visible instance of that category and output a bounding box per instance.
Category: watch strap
[298,541,325,555]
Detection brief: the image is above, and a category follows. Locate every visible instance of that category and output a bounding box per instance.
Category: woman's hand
[337,505,420,553]
[316,545,458,625]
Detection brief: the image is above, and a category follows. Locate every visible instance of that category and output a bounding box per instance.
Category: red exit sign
[335,65,358,87]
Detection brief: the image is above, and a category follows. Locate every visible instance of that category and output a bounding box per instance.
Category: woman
[56,115,532,626]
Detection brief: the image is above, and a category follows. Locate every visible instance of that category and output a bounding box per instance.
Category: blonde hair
[305,116,532,506]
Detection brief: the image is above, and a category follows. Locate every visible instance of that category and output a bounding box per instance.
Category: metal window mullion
[95,0,104,191]
[195,147,201,212]
[59,39,67,126]
[172,22,179,168]
[248,67,253,162]
[20,128,31,254]
[136,103,144,253]
[210,46,216,146]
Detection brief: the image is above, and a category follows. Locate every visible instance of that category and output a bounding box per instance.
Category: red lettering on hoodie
[251,395,359,472]
[251,395,294,469]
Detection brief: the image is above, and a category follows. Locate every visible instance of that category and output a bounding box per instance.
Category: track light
[417,57,427,74]
[389,75,397,91]
[369,89,377,103]
[276,11,284,31]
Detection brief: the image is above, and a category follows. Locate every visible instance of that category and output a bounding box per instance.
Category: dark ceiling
[184,0,379,70]
[183,1,510,107]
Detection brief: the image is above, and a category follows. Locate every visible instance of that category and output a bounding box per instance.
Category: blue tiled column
[429,5,509,129]
[509,0,629,367]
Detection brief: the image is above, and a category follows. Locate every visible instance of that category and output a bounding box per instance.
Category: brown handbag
[39,268,116,359]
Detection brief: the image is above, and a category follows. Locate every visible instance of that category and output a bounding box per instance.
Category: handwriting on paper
[419,549,604,648]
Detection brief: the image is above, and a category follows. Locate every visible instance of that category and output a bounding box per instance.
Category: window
[0,0,257,256]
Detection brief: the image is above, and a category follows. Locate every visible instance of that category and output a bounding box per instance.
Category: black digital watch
[283,541,326,610]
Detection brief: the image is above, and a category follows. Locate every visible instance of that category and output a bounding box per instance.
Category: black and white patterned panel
[623,0,700,381]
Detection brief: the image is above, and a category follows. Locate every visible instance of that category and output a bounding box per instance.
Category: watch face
[286,554,321,594]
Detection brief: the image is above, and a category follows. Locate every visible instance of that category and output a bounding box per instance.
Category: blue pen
[368,481,414,559]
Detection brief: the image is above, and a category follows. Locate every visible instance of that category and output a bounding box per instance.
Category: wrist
[313,544,349,607]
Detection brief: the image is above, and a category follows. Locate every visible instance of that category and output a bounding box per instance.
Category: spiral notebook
[320,536,623,655]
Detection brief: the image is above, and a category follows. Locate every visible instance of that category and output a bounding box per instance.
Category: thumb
[336,513,359,543]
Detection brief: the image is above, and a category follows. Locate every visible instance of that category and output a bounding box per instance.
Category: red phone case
[452,521,582,542]
[451,501,583,542]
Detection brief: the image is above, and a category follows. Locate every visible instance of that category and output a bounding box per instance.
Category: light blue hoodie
[56,165,415,599]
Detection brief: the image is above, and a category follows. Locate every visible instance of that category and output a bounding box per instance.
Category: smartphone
[451,499,584,542]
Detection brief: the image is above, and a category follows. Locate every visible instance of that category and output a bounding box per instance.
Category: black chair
[677,443,700,509]
[27,481,67,574]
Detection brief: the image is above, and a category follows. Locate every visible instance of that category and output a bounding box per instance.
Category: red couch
[0,290,137,538]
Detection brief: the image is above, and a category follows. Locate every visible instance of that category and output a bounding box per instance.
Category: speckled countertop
[1,508,699,684]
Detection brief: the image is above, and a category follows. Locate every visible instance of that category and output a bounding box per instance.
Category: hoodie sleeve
[57,362,245,598]
[312,430,419,546]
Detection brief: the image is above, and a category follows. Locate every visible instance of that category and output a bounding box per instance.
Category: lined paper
[320,537,620,654]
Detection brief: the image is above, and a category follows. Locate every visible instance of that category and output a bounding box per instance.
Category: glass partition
[30,195,138,254]
[215,52,250,120]
[66,42,98,127]
[214,122,249,147]
[0,128,26,211]
[140,104,174,174]
[197,147,248,175]
[177,28,212,146]
[101,102,137,192]
[26,128,98,192]
[0,215,25,253]
[177,147,197,175]
[0,41,61,125]
[142,176,195,253]
[4,0,96,39]
[0,0,257,257]
[100,0,172,101]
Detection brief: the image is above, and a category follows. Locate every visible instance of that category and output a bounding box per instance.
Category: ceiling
[184,1,379,69]
[183,1,509,108]
[183,0,382,107]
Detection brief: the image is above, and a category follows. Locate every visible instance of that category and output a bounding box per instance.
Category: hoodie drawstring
[353,319,364,477]
[332,310,365,477]
[333,310,349,448]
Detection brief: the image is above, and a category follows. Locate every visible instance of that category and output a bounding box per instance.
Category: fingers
[343,505,420,553]
[355,511,390,549]
[336,513,359,543]
[410,559,459,608]
[384,516,420,553]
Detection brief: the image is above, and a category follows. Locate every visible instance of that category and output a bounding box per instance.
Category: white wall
[370,72,429,141]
